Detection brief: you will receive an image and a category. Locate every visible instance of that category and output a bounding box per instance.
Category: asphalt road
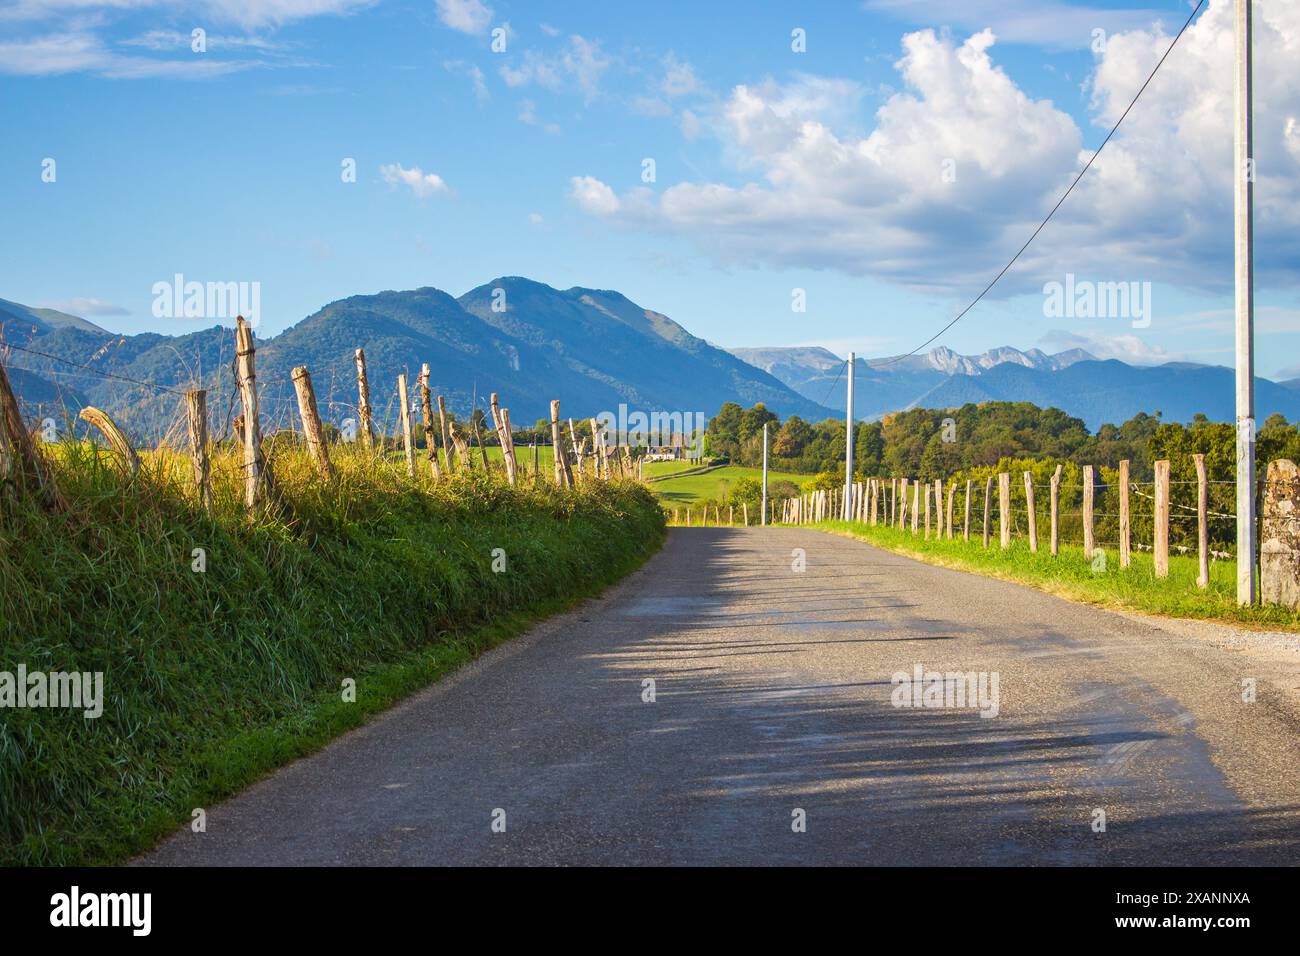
[141,527,1300,866]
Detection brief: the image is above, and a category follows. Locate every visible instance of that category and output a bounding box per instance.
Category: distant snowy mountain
[727,343,1300,430]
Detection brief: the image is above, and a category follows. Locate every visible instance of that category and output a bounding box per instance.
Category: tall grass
[0,439,664,864]
[812,518,1300,630]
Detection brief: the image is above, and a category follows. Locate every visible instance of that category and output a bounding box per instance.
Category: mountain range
[5,284,1298,441]
[0,282,834,439]
[729,344,1300,431]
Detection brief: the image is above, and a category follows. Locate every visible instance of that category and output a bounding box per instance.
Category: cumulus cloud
[569,176,620,216]
[434,0,492,35]
[380,163,449,199]
[570,1,1300,298]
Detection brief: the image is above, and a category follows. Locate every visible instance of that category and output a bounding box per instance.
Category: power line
[877,0,1207,368]
[1,340,187,396]
[816,359,849,409]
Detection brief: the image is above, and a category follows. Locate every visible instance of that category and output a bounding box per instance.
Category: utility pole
[1235,0,1256,606]
[843,352,855,521]
[761,421,769,526]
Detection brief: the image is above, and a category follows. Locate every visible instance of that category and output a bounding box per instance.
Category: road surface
[141,527,1300,865]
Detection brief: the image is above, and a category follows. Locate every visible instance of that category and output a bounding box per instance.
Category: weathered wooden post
[235,316,271,509]
[982,476,993,548]
[898,478,908,529]
[911,480,920,533]
[185,388,211,513]
[0,355,64,510]
[354,348,375,450]
[397,373,416,478]
[945,481,955,540]
[1154,458,1170,577]
[550,400,572,487]
[472,413,489,471]
[964,479,972,542]
[924,483,931,539]
[935,478,946,538]
[437,395,454,472]
[291,366,333,480]
[1195,454,1209,588]
[1023,471,1038,553]
[78,406,139,478]
[1049,465,1062,557]
[998,472,1011,549]
[499,407,519,484]
[419,366,442,479]
[1119,459,1132,569]
[1082,465,1096,559]
[743,502,749,526]
[1261,459,1300,608]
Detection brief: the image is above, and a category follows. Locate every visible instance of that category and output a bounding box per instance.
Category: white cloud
[0,30,261,76]
[434,0,492,35]
[1039,329,1175,365]
[380,163,449,199]
[569,176,621,216]
[500,34,609,102]
[571,3,1300,298]
[660,52,699,98]
[528,212,544,225]
[36,296,128,316]
[444,58,487,101]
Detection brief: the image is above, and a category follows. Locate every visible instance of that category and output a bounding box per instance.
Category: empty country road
[140,528,1300,866]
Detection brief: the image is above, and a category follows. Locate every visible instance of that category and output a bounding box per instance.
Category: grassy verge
[809,519,1300,632]
[0,442,664,865]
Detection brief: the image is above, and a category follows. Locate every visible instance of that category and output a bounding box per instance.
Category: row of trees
[708,400,1300,485]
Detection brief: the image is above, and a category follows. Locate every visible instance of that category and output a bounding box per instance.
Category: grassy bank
[811,519,1300,631]
[0,442,664,865]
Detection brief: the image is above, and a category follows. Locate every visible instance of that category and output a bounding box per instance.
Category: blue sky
[2,0,1298,378]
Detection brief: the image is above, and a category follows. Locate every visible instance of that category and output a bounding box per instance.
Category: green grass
[0,441,664,865]
[642,459,703,479]
[808,517,1300,631]
[652,465,815,505]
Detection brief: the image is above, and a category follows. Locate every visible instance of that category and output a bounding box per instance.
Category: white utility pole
[1235,0,1256,605]
[761,422,769,526]
[843,352,855,521]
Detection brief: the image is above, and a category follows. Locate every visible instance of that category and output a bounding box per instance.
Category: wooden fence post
[291,366,333,480]
[982,476,993,548]
[472,413,489,471]
[1194,453,1209,588]
[945,481,955,540]
[935,478,946,538]
[998,472,1011,549]
[419,366,442,479]
[185,389,211,513]
[924,483,932,539]
[911,480,920,533]
[78,406,140,478]
[397,373,416,478]
[235,316,271,509]
[354,348,374,450]
[1154,458,1170,578]
[0,355,64,510]
[1023,471,1038,553]
[1049,464,1062,557]
[1119,459,1131,569]
[550,400,572,487]
[437,395,454,472]
[964,479,972,542]
[499,407,519,484]
[1082,465,1096,559]
[898,478,908,529]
